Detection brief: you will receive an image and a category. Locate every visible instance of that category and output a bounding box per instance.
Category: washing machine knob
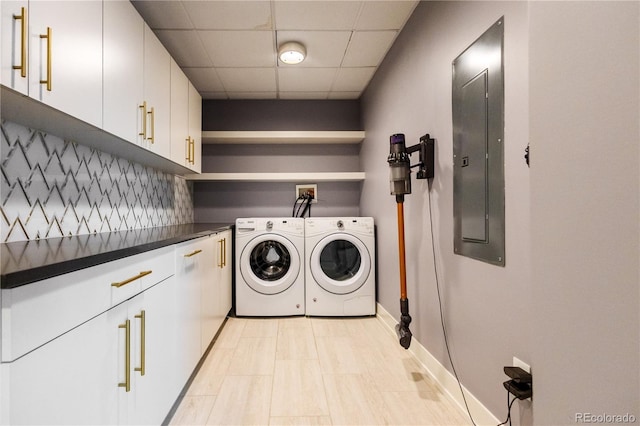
[313,298,317,302]
[266,221,273,230]
[296,304,300,309]
[337,220,344,229]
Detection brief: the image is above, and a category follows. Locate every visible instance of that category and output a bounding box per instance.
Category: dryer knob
[337,220,344,229]
[313,298,317,302]
[266,221,273,230]
[296,304,300,309]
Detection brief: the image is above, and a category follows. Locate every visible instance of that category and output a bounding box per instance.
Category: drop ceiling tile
[227,92,278,99]
[355,1,418,30]
[131,1,193,29]
[199,31,275,67]
[332,67,376,92]
[182,68,224,92]
[155,30,212,67]
[217,68,277,92]
[278,68,337,92]
[279,92,329,100]
[274,1,362,30]
[183,1,273,30]
[342,31,397,67]
[276,31,351,68]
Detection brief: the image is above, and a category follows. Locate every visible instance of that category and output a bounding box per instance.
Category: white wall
[361,1,531,422]
[529,2,639,424]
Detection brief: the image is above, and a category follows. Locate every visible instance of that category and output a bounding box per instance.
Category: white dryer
[305,217,376,316]
[235,218,305,316]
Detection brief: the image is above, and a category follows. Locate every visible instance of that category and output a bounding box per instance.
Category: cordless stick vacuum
[387,133,435,350]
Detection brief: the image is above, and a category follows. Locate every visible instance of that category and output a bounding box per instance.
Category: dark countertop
[1,223,233,289]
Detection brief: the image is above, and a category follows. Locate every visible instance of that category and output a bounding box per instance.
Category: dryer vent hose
[395,201,412,349]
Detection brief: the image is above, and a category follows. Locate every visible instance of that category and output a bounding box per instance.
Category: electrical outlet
[296,184,317,203]
[512,357,532,401]
[513,357,530,373]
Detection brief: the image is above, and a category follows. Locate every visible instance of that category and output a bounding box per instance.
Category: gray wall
[529,2,639,424]
[195,99,363,223]
[361,1,531,423]
[361,1,639,424]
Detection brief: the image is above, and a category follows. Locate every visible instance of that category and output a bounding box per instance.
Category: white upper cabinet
[170,60,189,168]
[1,0,29,95]
[28,1,103,128]
[142,24,171,159]
[170,59,202,173]
[103,0,144,146]
[188,81,202,173]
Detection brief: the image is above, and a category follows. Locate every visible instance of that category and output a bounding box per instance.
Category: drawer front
[1,247,176,362]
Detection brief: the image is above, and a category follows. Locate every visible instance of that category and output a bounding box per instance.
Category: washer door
[240,234,301,295]
[310,233,371,295]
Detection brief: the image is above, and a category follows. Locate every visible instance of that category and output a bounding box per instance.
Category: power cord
[497,391,518,426]
[292,193,313,218]
[427,181,477,426]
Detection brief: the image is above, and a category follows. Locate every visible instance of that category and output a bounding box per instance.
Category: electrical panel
[452,18,505,266]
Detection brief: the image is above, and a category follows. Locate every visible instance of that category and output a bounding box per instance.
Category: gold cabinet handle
[223,238,227,267]
[12,7,27,78]
[190,137,195,164]
[111,270,152,288]
[185,137,190,161]
[184,249,202,258]
[147,107,155,143]
[134,310,146,376]
[139,101,147,139]
[118,319,131,392]
[217,239,223,268]
[39,27,52,91]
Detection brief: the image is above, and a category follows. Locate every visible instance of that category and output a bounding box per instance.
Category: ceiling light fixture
[278,41,306,65]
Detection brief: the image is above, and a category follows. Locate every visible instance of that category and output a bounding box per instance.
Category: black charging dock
[503,366,532,400]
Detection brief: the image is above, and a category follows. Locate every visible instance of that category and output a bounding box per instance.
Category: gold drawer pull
[147,107,155,143]
[39,27,52,91]
[184,249,202,258]
[13,7,27,78]
[111,270,152,288]
[139,101,147,138]
[118,319,131,392]
[134,310,146,376]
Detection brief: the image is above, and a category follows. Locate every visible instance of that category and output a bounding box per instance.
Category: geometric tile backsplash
[1,120,194,243]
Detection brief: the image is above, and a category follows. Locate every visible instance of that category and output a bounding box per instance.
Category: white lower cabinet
[1,232,232,425]
[6,302,121,425]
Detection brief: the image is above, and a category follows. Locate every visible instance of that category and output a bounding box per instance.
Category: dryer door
[240,234,301,295]
[310,233,371,295]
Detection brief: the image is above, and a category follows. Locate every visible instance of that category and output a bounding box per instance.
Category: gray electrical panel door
[452,18,505,266]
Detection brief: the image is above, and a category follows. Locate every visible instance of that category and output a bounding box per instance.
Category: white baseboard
[376,302,499,426]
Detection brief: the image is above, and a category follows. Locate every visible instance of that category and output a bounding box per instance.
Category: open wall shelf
[183,172,365,182]
[202,131,365,144]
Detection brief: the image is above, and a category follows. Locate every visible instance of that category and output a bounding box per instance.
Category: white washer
[305,217,376,316]
[235,218,305,316]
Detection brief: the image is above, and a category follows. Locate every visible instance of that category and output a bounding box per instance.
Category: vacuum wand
[388,133,413,349]
[395,200,412,349]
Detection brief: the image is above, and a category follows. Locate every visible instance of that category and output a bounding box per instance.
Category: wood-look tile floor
[170,316,470,426]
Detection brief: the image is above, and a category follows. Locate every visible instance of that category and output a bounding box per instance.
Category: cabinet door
[127,277,180,425]
[175,238,206,383]
[218,230,233,319]
[188,81,202,173]
[200,235,219,351]
[103,0,144,145]
[143,24,170,159]
[1,0,29,94]
[170,59,190,167]
[7,303,123,425]
[28,1,102,127]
